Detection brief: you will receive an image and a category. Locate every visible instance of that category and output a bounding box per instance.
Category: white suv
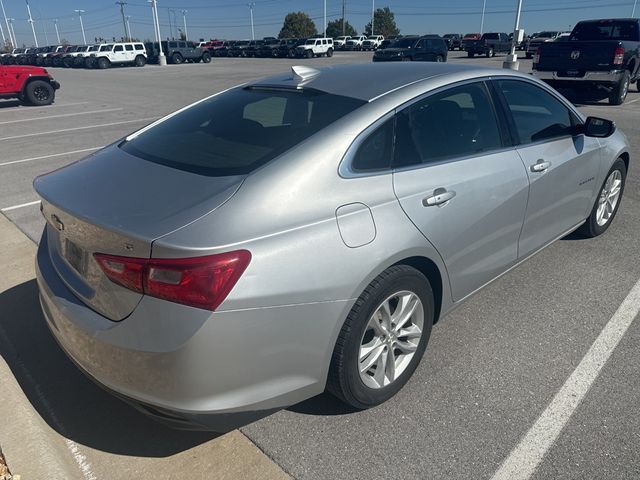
[362,35,384,51]
[334,36,351,49]
[88,42,147,69]
[295,38,334,58]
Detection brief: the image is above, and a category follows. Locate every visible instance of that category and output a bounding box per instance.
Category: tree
[364,7,399,37]
[326,18,356,38]
[278,12,317,39]
[60,38,70,46]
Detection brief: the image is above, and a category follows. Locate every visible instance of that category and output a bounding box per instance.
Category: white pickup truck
[361,35,385,51]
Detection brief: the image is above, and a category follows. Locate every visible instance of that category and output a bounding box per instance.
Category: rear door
[492,79,603,258]
[0,66,19,92]
[392,81,529,301]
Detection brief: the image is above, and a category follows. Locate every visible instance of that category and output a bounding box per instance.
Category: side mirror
[580,116,616,138]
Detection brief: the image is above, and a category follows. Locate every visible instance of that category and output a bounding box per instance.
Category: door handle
[530,160,551,173]
[423,188,456,207]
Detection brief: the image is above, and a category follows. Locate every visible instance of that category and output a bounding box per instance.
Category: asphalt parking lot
[1,50,639,479]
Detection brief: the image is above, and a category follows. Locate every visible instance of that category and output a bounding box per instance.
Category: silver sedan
[35,63,629,430]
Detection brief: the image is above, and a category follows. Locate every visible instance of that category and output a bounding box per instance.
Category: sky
[1,0,638,47]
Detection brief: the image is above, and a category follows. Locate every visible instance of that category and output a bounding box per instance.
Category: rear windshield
[392,38,418,48]
[120,88,365,176]
[482,33,499,39]
[571,21,639,41]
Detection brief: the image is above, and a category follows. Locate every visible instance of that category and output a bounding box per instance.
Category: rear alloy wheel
[172,53,183,64]
[579,159,626,237]
[306,49,313,58]
[97,57,110,69]
[609,70,630,105]
[436,55,444,62]
[24,80,54,106]
[486,48,494,58]
[327,265,434,409]
[327,48,333,57]
[134,55,146,67]
[202,52,211,63]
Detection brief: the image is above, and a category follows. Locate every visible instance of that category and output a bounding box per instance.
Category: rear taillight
[94,250,251,311]
[613,46,624,66]
[534,48,541,64]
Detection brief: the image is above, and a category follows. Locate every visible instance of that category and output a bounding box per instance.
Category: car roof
[249,63,511,102]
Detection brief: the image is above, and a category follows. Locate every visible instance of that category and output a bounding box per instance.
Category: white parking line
[0,117,157,142]
[0,147,103,167]
[491,277,640,480]
[1,200,40,212]
[0,108,123,126]
[0,101,89,112]
[625,96,640,105]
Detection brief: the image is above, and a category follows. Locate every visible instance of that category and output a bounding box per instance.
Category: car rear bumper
[532,69,626,84]
[36,231,350,430]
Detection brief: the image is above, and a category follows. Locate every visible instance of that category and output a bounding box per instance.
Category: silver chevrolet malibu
[35,63,629,430]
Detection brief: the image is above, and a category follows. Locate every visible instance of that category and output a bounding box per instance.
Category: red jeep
[0,64,60,106]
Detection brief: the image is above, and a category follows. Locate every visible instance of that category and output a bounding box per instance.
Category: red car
[0,64,60,106]
[462,32,481,50]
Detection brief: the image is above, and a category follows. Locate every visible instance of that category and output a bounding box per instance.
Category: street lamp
[148,0,166,65]
[248,3,255,41]
[0,0,14,47]
[53,19,60,44]
[75,9,86,45]
[26,0,38,47]
[503,0,524,70]
[371,0,375,36]
[480,0,487,35]
[125,15,132,40]
[181,10,188,41]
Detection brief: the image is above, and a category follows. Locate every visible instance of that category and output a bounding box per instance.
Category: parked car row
[373,35,448,62]
[187,37,335,58]
[0,43,147,69]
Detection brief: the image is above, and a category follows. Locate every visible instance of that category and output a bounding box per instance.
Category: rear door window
[125,44,133,51]
[114,45,124,52]
[120,88,365,176]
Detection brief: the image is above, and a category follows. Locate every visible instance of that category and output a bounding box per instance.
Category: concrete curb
[0,213,291,480]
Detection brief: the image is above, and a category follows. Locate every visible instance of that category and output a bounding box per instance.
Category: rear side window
[496,80,574,144]
[169,42,178,48]
[352,119,394,172]
[135,44,144,50]
[571,21,639,41]
[394,82,502,168]
[125,44,133,51]
[120,89,365,176]
[114,45,124,52]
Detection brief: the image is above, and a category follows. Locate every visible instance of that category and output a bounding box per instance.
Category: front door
[493,79,603,258]
[392,81,530,301]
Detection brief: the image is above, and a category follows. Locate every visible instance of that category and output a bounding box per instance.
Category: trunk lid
[35,144,244,321]
[536,40,621,72]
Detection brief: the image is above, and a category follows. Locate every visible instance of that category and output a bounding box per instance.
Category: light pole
[0,0,14,47]
[126,15,132,40]
[26,0,38,47]
[0,22,5,47]
[341,0,346,36]
[480,0,487,35]
[149,0,166,65]
[323,0,326,37]
[54,19,60,44]
[248,2,255,41]
[503,0,524,70]
[371,0,374,36]
[75,9,86,45]
[8,17,16,47]
[633,0,638,17]
[181,10,188,41]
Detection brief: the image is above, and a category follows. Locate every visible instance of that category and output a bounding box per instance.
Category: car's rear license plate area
[64,238,88,276]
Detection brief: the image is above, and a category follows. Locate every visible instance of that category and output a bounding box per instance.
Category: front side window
[394,82,502,168]
[120,88,365,176]
[496,80,574,144]
[114,45,124,52]
[125,44,133,51]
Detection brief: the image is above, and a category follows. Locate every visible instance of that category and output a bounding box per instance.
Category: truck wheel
[327,48,333,58]
[306,49,313,58]
[63,57,73,68]
[436,55,444,62]
[171,53,183,64]
[486,48,494,58]
[97,57,110,69]
[609,71,630,105]
[24,80,55,106]
[467,52,474,58]
[202,52,212,63]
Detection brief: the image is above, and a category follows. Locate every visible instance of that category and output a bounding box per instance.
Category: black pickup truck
[145,41,211,64]
[533,18,640,105]
[464,32,511,57]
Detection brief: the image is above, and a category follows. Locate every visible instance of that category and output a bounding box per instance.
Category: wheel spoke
[359,337,383,361]
[372,347,388,386]
[380,301,393,332]
[359,343,385,373]
[393,294,419,332]
[398,323,422,340]
[385,348,396,383]
[395,339,418,354]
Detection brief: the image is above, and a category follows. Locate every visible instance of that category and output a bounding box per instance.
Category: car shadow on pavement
[0,100,22,109]
[287,392,359,416]
[0,280,219,457]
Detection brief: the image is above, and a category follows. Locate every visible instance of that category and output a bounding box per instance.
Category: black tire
[327,48,333,58]
[63,57,73,68]
[579,159,626,238]
[305,49,313,59]
[171,53,183,64]
[202,52,211,63]
[436,55,444,63]
[53,57,63,67]
[486,48,494,58]
[467,52,474,58]
[24,80,55,106]
[327,265,434,409]
[401,56,412,62]
[97,57,110,69]
[134,55,146,67]
[608,70,630,105]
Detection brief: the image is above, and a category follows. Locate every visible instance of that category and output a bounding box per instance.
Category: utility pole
[181,10,188,41]
[503,0,524,70]
[0,0,14,47]
[125,15,132,40]
[8,18,16,46]
[75,9,86,45]
[341,0,346,36]
[371,0,374,35]
[149,0,166,65]
[54,19,60,44]
[26,0,38,47]
[116,2,128,41]
[323,0,326,37]
[633,0,638,17]
[480,0,487,35]
[248,3,255,40]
